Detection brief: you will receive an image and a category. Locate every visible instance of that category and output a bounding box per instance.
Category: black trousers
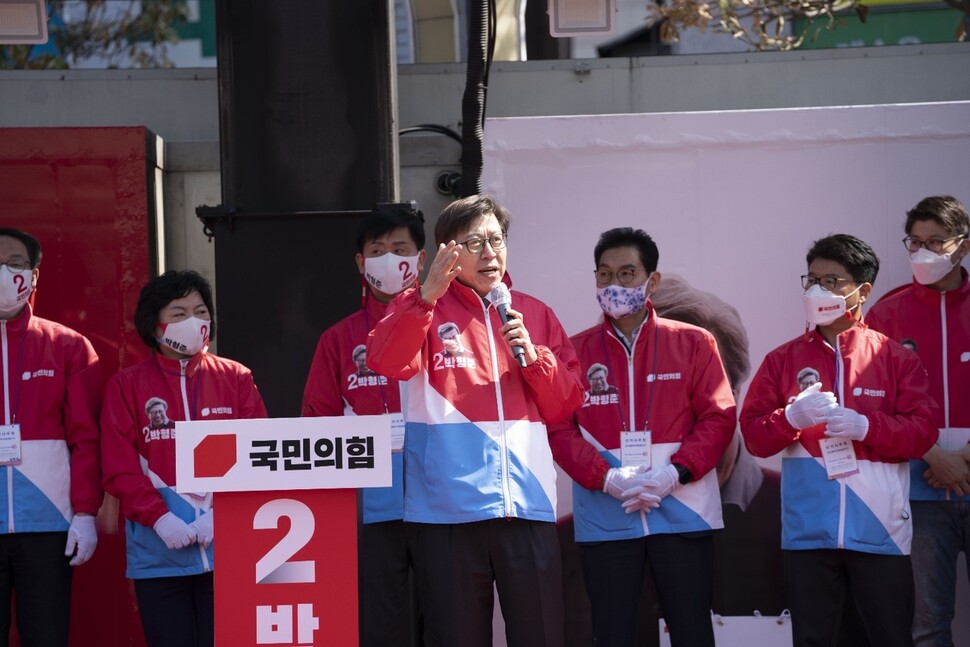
[783,548,914,647]
[579,532,715,647]
[0,532,72,647]
[412,518,564,647]
[134,572,214,647]
[359,519,422,647]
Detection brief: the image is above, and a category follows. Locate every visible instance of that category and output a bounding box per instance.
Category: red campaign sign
[214,489,358,646]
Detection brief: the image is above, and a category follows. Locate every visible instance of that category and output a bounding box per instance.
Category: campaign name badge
[819,437,859,479]
[621,430,652,469]
[0,424,22,465]
[390,413,405,453]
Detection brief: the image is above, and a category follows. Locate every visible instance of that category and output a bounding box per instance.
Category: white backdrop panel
[484,102,970,400]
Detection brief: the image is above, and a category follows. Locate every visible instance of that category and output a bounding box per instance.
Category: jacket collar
[153,348,206,378]
[601,302,657,350]
[0,303,31,333]
[364,290,390,321]
[907,267,970,303]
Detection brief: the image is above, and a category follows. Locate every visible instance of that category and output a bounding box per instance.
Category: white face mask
[910,247,959,286]
[0,265,33,318]
[802,284,861,327]
[363,253,420,295]
[596,277,651,320]
[157,316,210,356]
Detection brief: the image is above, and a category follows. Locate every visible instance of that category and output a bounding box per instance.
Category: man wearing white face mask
[302,209,426,647]
[742,233,938,647]
[866,196,970,647]
[101,270,267,647]
[548,227,736,647]
[0,228,103,646]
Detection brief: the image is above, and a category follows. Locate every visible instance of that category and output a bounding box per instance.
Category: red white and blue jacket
[741,320,938,555]
[549,306,736,541]
[101,351,266,579]
[0,305,103,534]
[302,293,404,523]
[366,279,584,524]
[867,270,970,502]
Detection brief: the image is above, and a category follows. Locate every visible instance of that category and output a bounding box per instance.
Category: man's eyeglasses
[801,275,853,292]
[595,268,641,286]
[460,233,507,254]
[902,235,966,254]
[0,260,30,272]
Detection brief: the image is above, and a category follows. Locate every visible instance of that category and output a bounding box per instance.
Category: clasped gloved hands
[620,464,681,514]
[603,465,662,513]
[154,511,198,549]
[189,511,214,549]
[785,382,837,430]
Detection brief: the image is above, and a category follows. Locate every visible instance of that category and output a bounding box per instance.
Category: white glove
[64,514,98,566]
[824,406,870,441]
[190,511,214,549]
[153,511,198,549]
[785,382,837,430]
[619,490,662,514]
[603,465,649,500]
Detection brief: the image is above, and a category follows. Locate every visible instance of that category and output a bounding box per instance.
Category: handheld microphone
[489,283,527,368]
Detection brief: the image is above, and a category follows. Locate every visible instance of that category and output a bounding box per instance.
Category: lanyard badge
[0,424,22,465]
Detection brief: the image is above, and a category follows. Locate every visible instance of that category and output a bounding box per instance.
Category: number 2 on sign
[254,499,316,585]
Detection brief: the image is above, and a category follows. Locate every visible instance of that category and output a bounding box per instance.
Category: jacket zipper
[2,321,11,533]
[835,337,847,548]
[623,338,652,533]
[482,301,512,517]
[179,359,211,571]
[940,292,951,502]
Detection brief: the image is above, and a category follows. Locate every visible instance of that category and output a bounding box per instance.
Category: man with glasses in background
[867,196,970,647]
[741,233,938,647]
[549,227,736,647]
[366,194,584,647]
[0,228,102,646]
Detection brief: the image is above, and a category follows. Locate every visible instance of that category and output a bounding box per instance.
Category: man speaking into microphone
[366,194,585,647]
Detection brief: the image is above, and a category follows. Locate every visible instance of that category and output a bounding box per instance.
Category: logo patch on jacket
[21,369,54,380]
[852,387,886,398]
[201,406,233,417]
[646,372,681,382]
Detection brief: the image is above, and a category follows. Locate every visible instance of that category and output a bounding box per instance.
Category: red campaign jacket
[742,322,937,464]
[740,320,938,554]
[867,270,970,501]
[302,293,405,523]
[101,351,267,528]
[550,308,737,487]
[366,279,584,523]
[548,307,736,539]
[302,294,399,418]
[0,305,103,533]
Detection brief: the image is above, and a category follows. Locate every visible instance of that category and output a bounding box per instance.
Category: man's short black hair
[356,209,426,253]
[0,228,42,268]
[435,195,510,246]
[806,234,879,285]
[905,195,969,238]
[135,270,216,349]
[594,227,659,273]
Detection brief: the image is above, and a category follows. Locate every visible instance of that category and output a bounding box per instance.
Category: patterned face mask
[596,275,652,320]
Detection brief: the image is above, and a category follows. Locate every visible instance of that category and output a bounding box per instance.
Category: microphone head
[489,283,512,308]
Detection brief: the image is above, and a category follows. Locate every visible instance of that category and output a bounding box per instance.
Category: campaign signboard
[175,416,392,646]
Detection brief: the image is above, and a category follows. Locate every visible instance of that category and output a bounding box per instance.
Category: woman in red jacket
[101,270,267,647]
